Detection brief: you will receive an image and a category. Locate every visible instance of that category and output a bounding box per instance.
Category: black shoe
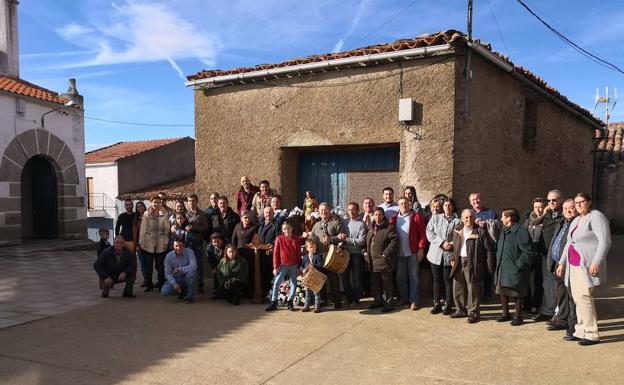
[497,314,512,322]
[122,292,136,298]
[333,303,342,310]
[368,302,384,310]
[140,281,148,287]
[313,307,322,313]
[430,303,443,314]
[510,316,523,326]
[177,292,184,299]
[301,306,311,312]
[101,288,109,298]
[546,317,560,326]
[467,313,480,324]
[532,313,551,322]
[450,311,467,319]
[442,306,454,316]
[145,287,154,292]
[547,323,568,331]
[578,338,600,346]
[233,296,241,306]
[184,297,193,304]
[381,305,395,313]
[563,334,581,341]
[265,302,278,312]
[287,301,297,312]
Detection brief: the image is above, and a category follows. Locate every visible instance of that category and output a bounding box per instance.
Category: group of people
[93,177,612,346]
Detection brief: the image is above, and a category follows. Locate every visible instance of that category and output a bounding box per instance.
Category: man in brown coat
[364,207,399,313]
[450,209,496,323]
[310,202,347,309]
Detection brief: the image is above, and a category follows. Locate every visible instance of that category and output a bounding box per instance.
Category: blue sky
[17,0,624,151]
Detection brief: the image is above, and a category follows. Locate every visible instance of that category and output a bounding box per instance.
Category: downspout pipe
[185,44,454,87]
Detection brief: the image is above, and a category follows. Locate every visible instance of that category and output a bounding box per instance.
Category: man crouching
[161,238,198,304]
[93,235,136,298]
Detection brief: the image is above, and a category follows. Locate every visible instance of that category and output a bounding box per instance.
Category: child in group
[96,228,111,257]
[170,213,193,249]
[266,222,304,312]
[216,244,249,305]
[301,238,324,313]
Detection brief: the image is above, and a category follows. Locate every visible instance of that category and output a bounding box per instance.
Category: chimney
[0,0,19,77]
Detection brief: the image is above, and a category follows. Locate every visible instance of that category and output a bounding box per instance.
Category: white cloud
[332,0,372,52]
[53,1,220,79]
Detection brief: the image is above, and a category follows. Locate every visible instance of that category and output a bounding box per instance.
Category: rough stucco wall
[596,163,624,232]
[117,137,195,195]
[194,55,456,208]
[452,52,595,213]
[347,171,399,206]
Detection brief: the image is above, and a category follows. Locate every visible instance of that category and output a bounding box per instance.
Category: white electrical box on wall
[399,98,413,122]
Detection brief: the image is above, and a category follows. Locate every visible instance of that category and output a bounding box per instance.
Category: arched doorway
[21,156,58,239]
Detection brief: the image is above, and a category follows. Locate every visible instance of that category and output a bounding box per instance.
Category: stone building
[186,30,601,212]
[596,121,624,232]
[85,137,195,240]
[0,0,86,245]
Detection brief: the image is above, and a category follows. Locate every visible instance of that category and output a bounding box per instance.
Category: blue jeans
[137,249,149,283]
[271,265,298,302]
[161,271,197,299]
[396,255,420,305]
[305,288,321,308]
[341,253,363,302]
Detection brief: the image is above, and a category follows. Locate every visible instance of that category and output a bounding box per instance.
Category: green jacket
[495,223,536,290]
[216,257,249,289]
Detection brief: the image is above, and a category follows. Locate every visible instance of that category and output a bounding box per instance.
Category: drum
[323,244,350,273]
[300,266,327,293]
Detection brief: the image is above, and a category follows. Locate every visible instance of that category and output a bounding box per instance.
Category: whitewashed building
[0,0,86,245]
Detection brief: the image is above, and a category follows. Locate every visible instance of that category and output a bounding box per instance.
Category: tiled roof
[85,137,186,164]
[118,176,196,201]
[0,75,68,105]
[187,29,601,126]
[596,122,623,164]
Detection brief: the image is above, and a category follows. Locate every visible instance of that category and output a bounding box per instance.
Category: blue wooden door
[297,147,399,210]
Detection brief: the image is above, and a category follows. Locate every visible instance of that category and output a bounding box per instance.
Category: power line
[84,116,194,127]
[486,0,510,57]
[347,0,420,50]
[515,0,624,75]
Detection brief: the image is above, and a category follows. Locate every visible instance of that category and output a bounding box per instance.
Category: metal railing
[87,193,117,211]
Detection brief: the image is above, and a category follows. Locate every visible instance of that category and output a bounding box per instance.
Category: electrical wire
[347,0,420,50]
[84,116,193,127]
[486,0,510,57]
[515,0,624,75]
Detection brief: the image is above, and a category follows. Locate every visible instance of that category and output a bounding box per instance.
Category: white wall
[0,92,86,224]
[85,162,118,219]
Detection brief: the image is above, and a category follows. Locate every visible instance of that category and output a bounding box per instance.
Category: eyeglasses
[547,199,558,202]
[574,200,588,205]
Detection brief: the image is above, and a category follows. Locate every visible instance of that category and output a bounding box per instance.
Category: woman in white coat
[426,198,461,315]
[557,192,611,346]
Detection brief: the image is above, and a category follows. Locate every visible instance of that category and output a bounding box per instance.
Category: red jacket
[273,235,303,269]
[236,185,259,215]
[389,211,427,254]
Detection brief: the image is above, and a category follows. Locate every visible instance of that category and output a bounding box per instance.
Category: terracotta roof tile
[187,29,601,126]
[0,75,68,105]
[596,122,624,164]
[118,176,196,201]
[85,137,186,164]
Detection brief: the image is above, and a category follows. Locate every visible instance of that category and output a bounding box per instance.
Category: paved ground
[0,238,623,385]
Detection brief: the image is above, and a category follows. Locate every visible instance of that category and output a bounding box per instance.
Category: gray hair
[548,189,563,197]
[319,202,332,210]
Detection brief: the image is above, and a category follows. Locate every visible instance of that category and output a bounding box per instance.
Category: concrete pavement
[0,238,622,385]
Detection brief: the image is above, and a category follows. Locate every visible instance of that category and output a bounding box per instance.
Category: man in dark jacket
[115,199,136,253]
[186,194,210,294]
[364,207,399,313]
[450,209,496,323]
[258,207,281,297]
[533,189,564,321]
[212,196,241,244]
[310,202,347,310]
[546,199,578,338]
[93,235,136,298]
[231,211,259,297]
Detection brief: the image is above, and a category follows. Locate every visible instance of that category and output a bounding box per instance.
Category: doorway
[21,156,58,239]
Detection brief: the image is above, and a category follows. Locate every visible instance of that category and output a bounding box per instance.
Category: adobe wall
[194,55,457,208]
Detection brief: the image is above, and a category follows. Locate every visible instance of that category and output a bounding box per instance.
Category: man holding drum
[310,202,348,310]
